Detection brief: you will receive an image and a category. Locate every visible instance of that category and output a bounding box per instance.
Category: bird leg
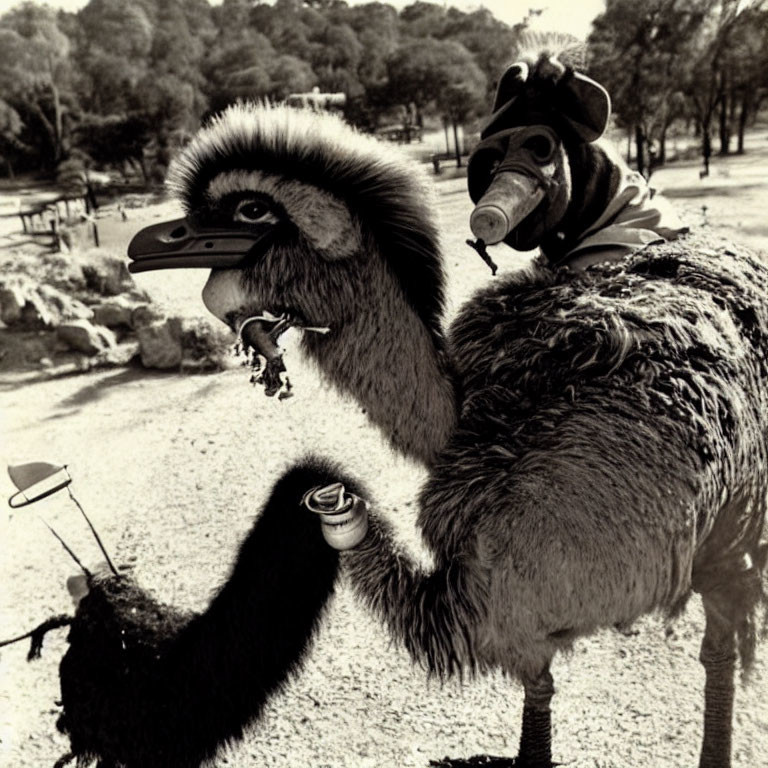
[518,666,555,768]
[698,592,738,768]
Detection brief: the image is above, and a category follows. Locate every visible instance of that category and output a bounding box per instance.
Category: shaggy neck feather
[303,252,458,466]
[342,511,487,679]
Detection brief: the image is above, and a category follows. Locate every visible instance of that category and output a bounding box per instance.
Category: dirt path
[2,150,768,767]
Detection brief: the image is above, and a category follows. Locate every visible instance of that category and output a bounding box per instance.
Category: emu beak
[127,217,276,274]
[469,172,546,246]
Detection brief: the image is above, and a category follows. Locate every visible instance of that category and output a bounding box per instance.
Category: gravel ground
[1,161,767,768]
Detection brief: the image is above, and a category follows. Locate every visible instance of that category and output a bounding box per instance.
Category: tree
[681,0,766,173]
[433,43,487,166]
[386,38,453,124]
[386,37,486,153]
[441,7,527,100]
[74,112,153,180]
[588,0,711,177]
[74,0,153,114]
[347,3,400,89]
[270,55,318,101]
[709,4,768,155]
[0,2,77,173]
[399,1,450,38]
[0,99,28,177]
[203,32,277,112]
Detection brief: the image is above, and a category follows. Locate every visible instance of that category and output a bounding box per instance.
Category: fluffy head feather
[168,102,446,338]
[511,30,587,70]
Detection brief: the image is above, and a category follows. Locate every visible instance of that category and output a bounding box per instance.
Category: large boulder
[136,316,235,370]
[59,219,98,253]
[20,292,57,329]
[93,296,143,329]
[99,340,140,367]
[57,319,116,355]
[0,249,87,294]
[179,317,235,370]
[137,318,183,369]
[37,250,89,292]
[130,302,166,330]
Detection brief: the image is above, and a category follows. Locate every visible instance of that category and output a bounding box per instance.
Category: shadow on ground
[663,183,765,199]
[429,756,519,767]
[55,367,169,410]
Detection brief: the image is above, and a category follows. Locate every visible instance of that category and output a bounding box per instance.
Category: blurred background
[0,0,766,188]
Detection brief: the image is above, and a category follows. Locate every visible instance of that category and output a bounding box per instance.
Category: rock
[0,283,27,324]
[0,329,57,369]
[99,340,139,367]
[93,296,139,328]
[38,285,93,322]
[131,303,165,329]
[57,320,116,355]
[2,250,87,293]
[126,286,152,303]
[20,292,57,329]
[1,278,92,329]
[179,317,235,369]
[80,250,137,296]
[137,319,183,369]
[59,219,96,253]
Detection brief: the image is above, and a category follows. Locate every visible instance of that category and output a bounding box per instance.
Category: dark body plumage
[440,236,767,669]
[340,235,768,682]
[55,460,358,768]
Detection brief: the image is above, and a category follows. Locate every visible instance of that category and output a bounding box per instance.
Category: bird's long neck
[303,255,459,466]
[168,467,340,728]
[342,510,488,679]
[65,464,341,767]
[539,140,623,264]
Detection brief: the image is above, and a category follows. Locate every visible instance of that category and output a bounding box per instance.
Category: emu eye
[523,135,556,163]
[234,199,274,224]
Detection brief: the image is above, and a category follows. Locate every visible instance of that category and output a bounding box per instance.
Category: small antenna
[67,486,119,577]
[42,519,91,577]
[7,461,119,577]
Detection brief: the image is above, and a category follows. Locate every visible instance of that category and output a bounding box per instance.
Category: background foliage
[0,0,766,181]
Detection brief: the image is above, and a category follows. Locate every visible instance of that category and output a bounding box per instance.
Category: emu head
[128,104,446,362]
[467,53,611,254]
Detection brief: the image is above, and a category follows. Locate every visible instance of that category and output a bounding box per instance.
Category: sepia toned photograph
[1,0,766,766]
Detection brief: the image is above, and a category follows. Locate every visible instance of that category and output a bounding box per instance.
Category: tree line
[0,0,530,181]
[588,0,768,177]
[0,0,766,183]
